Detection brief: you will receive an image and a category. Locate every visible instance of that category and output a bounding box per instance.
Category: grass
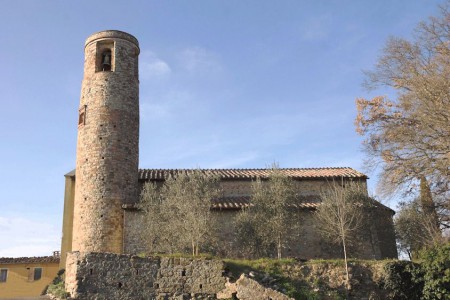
[45,269,69,299]
[223,257,296,276]
[138,252,215,259]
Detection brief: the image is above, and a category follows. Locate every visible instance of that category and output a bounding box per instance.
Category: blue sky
[0,0,444,257]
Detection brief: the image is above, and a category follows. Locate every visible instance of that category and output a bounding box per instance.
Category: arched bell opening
[101,50,112,71]
[95,40,114,72]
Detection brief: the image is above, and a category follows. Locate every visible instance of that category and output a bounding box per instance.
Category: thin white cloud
[0,216,59,257]
[140,51,171,79]
[178,47,222,74]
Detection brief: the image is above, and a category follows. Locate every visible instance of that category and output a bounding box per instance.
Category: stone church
[59,30,397,269]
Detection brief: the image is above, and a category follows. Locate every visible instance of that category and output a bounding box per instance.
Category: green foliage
[140,252,215,259]
[223,257,295,277]
[395,198,444,260]
[46,269,69,299]
[295,287,322,300]
[381,244,450,300]
[395,200,428,259]
[383,261,424,300]
[420,242,450,300]
[223,258,347,300]
[139,170,221,256]
[234,164,299,259]
[233,208,272,258]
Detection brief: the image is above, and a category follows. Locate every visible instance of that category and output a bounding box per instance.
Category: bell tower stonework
[72,30,140,253]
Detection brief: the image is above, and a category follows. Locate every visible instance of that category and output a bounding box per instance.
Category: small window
[34,268,42,281]
[78,105,87,126]
[0,269,7,282]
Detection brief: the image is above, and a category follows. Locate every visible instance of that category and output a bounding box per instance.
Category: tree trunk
[420,176,440,231]
[342,237,350,299]
[277,234,282,260]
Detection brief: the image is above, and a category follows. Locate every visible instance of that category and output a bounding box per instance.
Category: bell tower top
[82,30,140,77]
[85,30,140,50]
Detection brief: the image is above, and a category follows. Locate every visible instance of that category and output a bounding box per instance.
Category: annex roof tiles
[122,194,393,213]
[210,195,320,210]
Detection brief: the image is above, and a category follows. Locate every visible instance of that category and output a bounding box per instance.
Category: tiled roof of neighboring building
[0,256,60,264]
[138,167,367,180]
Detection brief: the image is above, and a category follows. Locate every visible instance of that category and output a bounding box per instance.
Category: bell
[102,53,111,69]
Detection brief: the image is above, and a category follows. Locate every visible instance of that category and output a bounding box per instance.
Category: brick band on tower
[72,30,140,253]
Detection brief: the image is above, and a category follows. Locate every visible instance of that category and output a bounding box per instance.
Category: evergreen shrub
[383,260,424,300]
[420,242,450,300]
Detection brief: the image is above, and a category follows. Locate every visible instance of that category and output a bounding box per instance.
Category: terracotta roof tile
[138,167,367,180]
[66,167,367,180]
[123,195,321,211]
[0,256,60,264]
[123,195,394,213]
[211,195,321,210]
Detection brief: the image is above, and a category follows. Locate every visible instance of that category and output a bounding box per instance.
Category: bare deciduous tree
[355,2,450,229]
[314,181,369,289]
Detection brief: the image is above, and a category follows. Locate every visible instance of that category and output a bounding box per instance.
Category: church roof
[138,167,367,180]
[66,167,367,180]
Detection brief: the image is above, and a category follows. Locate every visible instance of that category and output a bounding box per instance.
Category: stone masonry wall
[234,274,294,300]
[65,252,294,300]
[124,203,396,260]
[220,179,330,197]
[65,252,226,300]
[63,252,402,300]
[72,30,140,254]
[121,177,396,259]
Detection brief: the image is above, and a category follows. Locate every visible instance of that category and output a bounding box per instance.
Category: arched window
[96,40,114,72]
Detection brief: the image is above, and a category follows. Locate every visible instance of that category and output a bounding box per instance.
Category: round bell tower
[72,30,140,253]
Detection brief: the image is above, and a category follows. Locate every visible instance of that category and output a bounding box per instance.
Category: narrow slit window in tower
[78,105,86,126]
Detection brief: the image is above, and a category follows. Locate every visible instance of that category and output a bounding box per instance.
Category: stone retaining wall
[63,252,399,299]
[65,252,226,299]
[235,274,294,300]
